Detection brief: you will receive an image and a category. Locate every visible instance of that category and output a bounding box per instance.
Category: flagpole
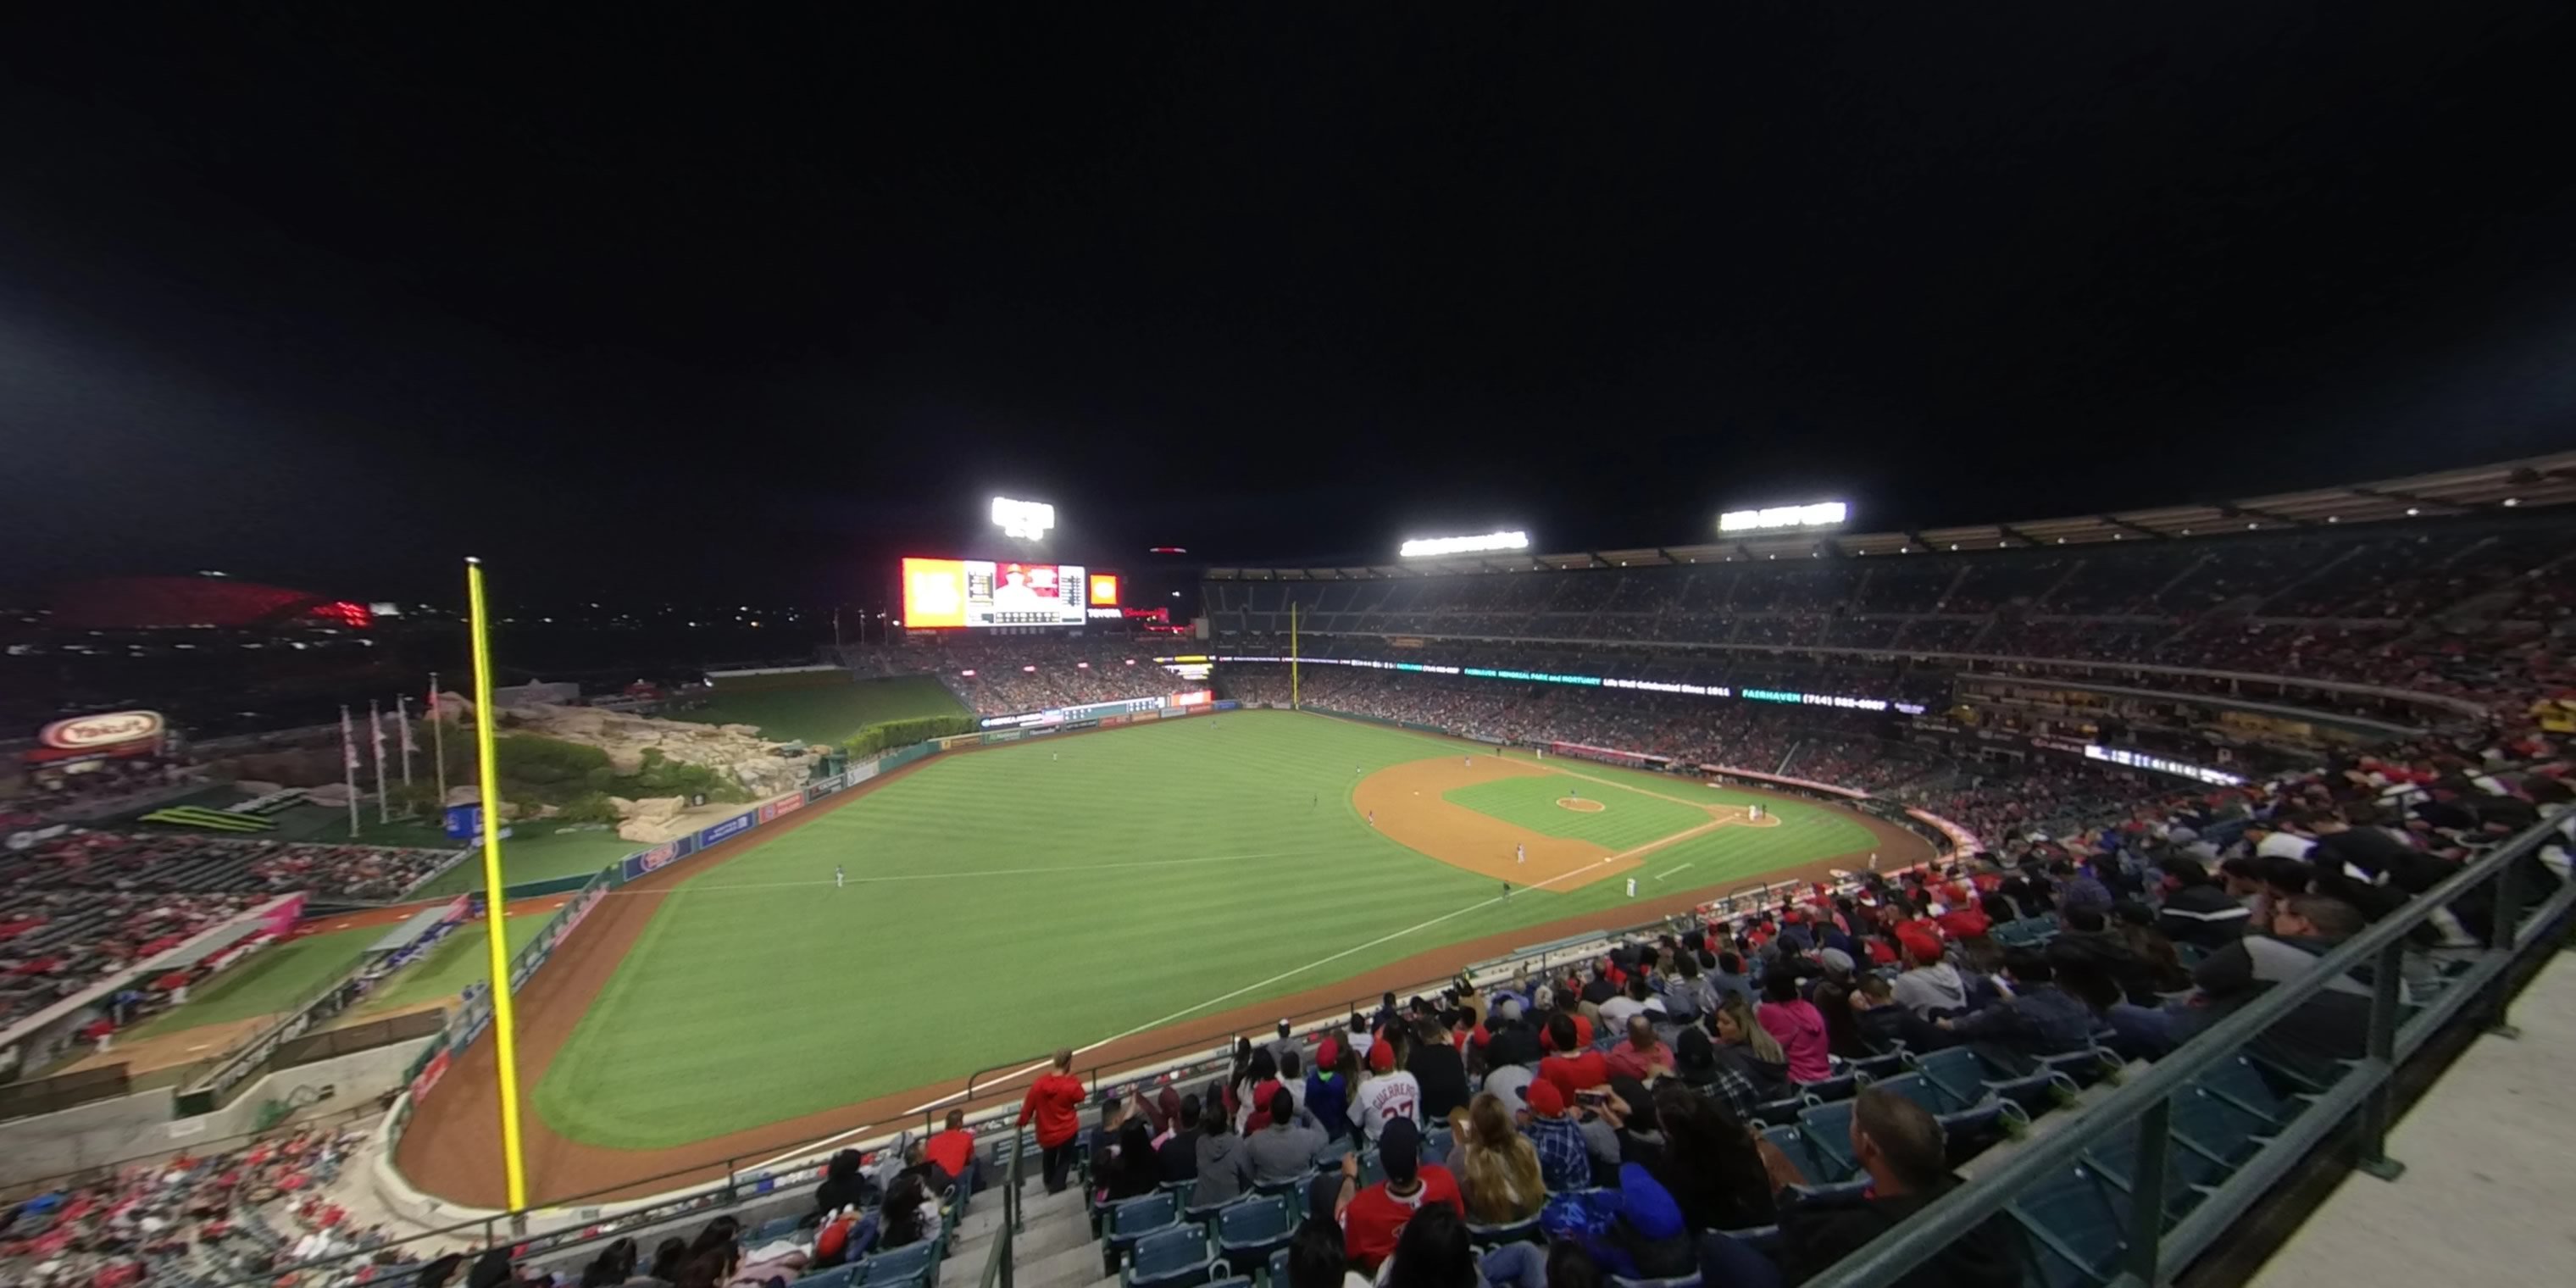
[371,699,390,824]
[430,672,449,811]
[397,697,414,790]
[339,705,360,839]
[1290,601,1300,710]
[465,558,530,1210]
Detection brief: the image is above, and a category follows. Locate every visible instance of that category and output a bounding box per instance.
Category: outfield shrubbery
[841,713,976,758]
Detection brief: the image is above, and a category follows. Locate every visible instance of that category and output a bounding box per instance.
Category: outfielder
[836,864,846,890]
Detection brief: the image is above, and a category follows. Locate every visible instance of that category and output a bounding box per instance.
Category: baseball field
[398,707,1929,1205]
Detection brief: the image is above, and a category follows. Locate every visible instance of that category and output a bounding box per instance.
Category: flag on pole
[429,675,448,808]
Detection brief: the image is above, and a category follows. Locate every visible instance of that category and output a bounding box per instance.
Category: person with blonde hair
[1447,1091,1543,1224]
[1709,995,1790,1105]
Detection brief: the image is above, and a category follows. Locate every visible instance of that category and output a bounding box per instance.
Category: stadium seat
[1269,1246,1293,1288]
[754,1215,802,1243]
[1911,1046,2070,1117]
[858,1243,939,1288]
[2167,1083,2271,1172]
[1779,1109,1859,1184]
[1846,1048,1907,1081]
[2077,1101,2229,1229]
[1124,1225,1219,1288]
[2192,1055,2312,1130]
[798,1268,859,1288]
[1314,1135,1357,1167]
[1107,1193,1181,1264]
[2006,1163,2130,1288]
[1752,1093,1812,1127]
[1422,1124,1454,1165]
[1214,1195,1296,1273]
[1186,1191,1243,1226]
[1794,1071,1861,1103]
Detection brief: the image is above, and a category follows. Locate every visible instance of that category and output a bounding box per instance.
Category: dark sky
[3,5,2573,607]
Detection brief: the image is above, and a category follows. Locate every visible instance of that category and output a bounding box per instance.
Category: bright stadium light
[1400,530,1530,558]
[991,496,1056,540]
[1718,501,1848,533]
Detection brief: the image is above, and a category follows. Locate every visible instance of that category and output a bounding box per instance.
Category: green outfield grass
[670,675,969,747]
[1443,775,1712,847]
[355,913,552,1013]
[125,925,386,1038]
[533,710,1881,1149]
[408,824,640,897]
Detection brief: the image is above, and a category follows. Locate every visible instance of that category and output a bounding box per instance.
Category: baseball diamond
[393,708,1922,1203]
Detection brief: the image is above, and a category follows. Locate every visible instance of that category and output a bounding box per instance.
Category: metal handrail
[1809,807,2575,1288]
[982,1124,1026,1288]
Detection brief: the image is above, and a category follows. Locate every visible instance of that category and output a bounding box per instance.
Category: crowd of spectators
[0,1120,404,1288]
[1216,669,1951,794]
[0,832,456,903]
[1204,516,2576,724]
[844,637,1180,717]
[1104,719,2569,1288]
[0,830,457,1033]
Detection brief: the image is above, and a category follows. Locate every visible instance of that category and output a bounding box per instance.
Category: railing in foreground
[1812,808,2576,1288]
[982,1124,1026,1288]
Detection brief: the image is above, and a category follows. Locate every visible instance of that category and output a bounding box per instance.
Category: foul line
[1650,863,1694,882]
[750,854,1601,1170]
[607,849,1322,896]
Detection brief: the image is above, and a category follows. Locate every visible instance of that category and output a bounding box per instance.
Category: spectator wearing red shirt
[1333,1119,1463,1273]
[923,1109,979,1195]
[1536,998,1594,1052]
[1537,1014,1610,1101]
[1017,1048,1086,1193]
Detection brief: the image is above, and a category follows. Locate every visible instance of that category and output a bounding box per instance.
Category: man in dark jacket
[2155,856,2251,951]
[2189,894,2387,1083]
[1484,998,1543,1069]
[1939,952,2093,1062]
[2046,908,2158,1003]
[1158,1093,1203,1182]
[1405,1018,1474,1119]
[1776,1088,2021,1287]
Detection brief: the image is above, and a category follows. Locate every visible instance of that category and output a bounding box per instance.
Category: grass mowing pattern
[125,925,384,1038]
[355,913,552,1013]
[534,711,1876,1149]
[670,676,969,747]
[1441,776,1710,847]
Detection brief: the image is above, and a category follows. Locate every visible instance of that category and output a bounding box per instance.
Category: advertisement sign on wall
[697,813,754,848]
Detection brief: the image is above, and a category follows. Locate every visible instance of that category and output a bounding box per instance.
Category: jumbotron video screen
[902,557,1092,628]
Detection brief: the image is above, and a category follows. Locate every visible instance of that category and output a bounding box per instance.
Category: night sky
[3,6,2573,607]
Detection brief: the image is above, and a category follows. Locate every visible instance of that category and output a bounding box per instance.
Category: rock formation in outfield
[479,702,824,841]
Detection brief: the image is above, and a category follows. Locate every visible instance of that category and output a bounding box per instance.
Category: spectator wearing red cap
[1892,932,1968,1020]
[1306,1038,1354,1140]
[1536,1013,1610,1102]
[1352,1033,1422,1143]
[1513,1080,1591,1191]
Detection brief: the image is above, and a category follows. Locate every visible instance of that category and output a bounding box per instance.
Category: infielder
[1515,842,1525,864]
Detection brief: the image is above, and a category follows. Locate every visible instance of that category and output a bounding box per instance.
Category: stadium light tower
[991,496,1055,541]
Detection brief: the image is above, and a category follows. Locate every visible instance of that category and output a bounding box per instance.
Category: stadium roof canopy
[1207,452,2576,580]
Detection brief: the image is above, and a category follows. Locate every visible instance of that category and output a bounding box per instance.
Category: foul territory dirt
[396,726,1932,1211]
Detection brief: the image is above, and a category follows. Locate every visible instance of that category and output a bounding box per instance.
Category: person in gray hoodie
[1891,937,1971,1020]
[1191,1096,1256,1208]
[1247,1087,1330,1183]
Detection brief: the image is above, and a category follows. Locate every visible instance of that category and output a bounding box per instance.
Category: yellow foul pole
[465,558,529,1210]
[1290,600,1300,709]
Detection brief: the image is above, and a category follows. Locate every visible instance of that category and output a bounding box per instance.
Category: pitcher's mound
[1555,797,1606,813]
